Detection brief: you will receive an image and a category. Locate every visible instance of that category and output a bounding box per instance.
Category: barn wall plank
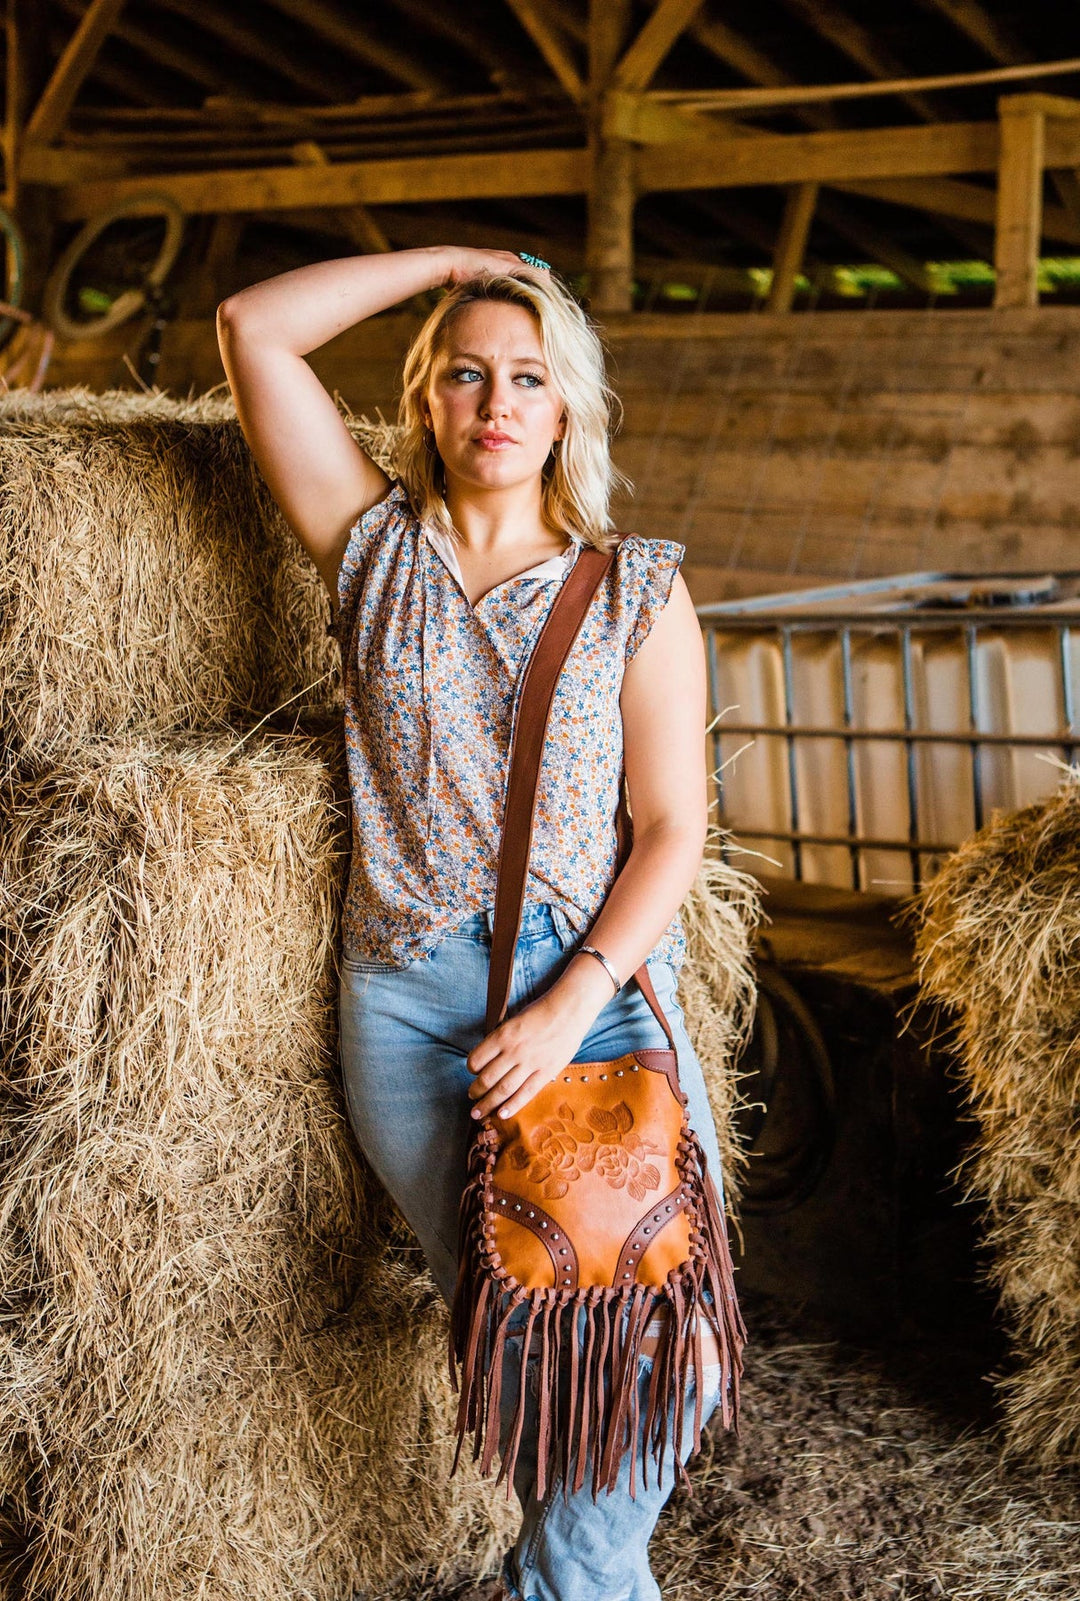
[38,304,1080,602]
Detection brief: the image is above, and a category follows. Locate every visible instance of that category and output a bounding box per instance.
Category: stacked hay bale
[0,389,759,1600]
[0,387,338,752]
[915,773,1080,1467]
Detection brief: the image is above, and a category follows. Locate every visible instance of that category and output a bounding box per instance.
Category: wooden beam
[919,0,1033,68]
[815,192,937,292]
[52,0,236,99]
[636,119,1001,191]
[670,0,1008,308]
[179,212,247,316]
[831,173,1080,245]
[603,92,741,144]
[501,0,585,103]
[690,191,798,259]
[587,0,635,315]
[652,55,1080,115]
[290,140,388,249]
[153,0,349,104]
[690,18,841,149]
[56,114,1078,222]
[50,37,161,108]
[52,145,590,219]
[613,0,704,93]
[1049,168,1080,231]
[994,97,1045,309]
[780,0,945,124]
[26,0,126,146]
[388,0,539,95]
[767,183,818,312]
[264,0,444,94]
[691,17,807,101]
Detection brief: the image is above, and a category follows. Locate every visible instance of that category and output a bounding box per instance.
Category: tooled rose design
[509,1099,662,1202]
[508,1103,593,1199]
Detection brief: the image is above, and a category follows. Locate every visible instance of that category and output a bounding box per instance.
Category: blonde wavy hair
[394,272,630,551]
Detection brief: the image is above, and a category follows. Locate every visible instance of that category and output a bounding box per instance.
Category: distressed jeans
[338,902,728,1601]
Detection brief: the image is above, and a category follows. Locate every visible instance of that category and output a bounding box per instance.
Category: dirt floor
[395,1293,1080,1601]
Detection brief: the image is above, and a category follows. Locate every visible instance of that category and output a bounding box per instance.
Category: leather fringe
[449,1119,746,1504]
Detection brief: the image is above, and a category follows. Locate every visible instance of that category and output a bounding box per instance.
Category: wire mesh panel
[699,572,1080,892]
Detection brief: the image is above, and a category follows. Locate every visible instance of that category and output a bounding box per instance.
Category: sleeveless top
[332,480,688,971]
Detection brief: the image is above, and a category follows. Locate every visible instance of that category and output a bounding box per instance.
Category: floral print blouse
[333,481,688,972]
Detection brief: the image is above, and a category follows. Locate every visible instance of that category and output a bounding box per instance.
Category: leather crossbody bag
[449,543,745,1504]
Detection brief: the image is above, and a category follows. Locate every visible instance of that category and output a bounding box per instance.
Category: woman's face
[423,300,565,499]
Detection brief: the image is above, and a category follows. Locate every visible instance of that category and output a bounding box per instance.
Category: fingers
[446,246,552,285]
[492,1073,546,1120]
[468,1057,536,1121]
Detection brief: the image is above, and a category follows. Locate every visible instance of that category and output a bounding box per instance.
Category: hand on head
[440,246,552,287]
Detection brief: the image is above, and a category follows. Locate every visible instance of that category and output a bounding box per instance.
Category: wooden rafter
[919,0,1033,69]
[54,42,163,109]
[52,0,239,99]
[613,0,705,93]
[767,183,818,312]
[501,0,585,103]
[692,17,798,99]
[153,0,349,104]
[691,18,834,132]
[815,192,936,291]
[831,174,1063,242]
[26,0,127,146]
[387,0,537,94]
[780,0,944,124]
[1049,168,1080,231]
[264,0,444,94]
[656,57,1080,115]
[689,191,791,258]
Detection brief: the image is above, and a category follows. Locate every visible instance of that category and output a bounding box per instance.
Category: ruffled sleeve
[331,479,411,652]
[618,536,687,665]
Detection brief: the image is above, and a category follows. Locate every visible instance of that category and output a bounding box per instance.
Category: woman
[217,245,738,1601]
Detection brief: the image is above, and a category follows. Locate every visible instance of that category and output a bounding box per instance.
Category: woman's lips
[474,434,516,449]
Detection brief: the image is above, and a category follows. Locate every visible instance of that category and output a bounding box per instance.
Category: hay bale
[0,387,344,754]
[679,836,761,1207]
[0,730,515,1601]
[914,772,1080,1467]
[0,730,758,1597]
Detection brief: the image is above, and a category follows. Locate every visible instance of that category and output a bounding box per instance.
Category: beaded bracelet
[578,943,622,995]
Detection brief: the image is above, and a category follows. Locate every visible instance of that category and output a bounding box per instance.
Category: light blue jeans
[338,902,728,1601]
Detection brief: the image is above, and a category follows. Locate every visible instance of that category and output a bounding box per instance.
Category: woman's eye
[516,373,543,388]
[450,366,483,382]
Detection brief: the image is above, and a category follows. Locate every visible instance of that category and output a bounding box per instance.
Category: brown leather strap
[486,544,676,1051]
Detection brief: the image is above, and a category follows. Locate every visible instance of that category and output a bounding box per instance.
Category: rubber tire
[42,193,186,341]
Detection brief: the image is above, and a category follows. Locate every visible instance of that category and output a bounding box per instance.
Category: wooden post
[4,0,59,317]
[587,0,634,315]
[767,182,818,312]
[994,95,1045,309]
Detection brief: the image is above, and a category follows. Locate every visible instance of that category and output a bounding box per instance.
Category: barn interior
[2,4,1080,1600]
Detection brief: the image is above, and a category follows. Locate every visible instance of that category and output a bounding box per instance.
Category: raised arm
[216,245,528,604]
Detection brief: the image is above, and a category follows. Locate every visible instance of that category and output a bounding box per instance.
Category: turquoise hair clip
[517,251,550,270]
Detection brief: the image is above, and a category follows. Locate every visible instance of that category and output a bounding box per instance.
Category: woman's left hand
[467,988,594,1121]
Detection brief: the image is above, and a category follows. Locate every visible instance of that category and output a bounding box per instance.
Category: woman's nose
[480,378,512,418]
